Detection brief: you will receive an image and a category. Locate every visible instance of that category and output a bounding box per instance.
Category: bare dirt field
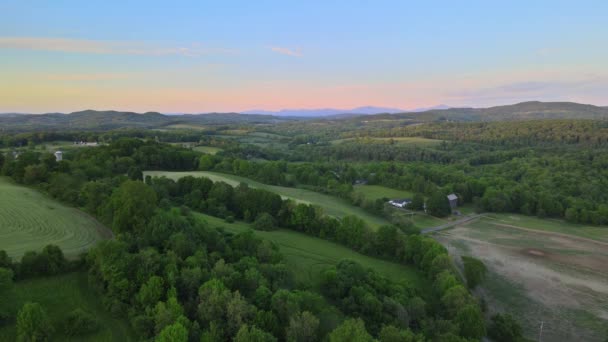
[435,216,608,342]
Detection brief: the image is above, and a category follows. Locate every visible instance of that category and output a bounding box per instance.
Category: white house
[54,151,63,162]
[389,199,411,208]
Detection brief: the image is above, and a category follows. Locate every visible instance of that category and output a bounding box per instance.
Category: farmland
[353,184,414,201]
[145,170,390,228]
[330,137,443,146]
[0,272,135,341]
[434,215,608,341]
[194,212,426,289]
[0,177,111,259]
[192,145,222,154]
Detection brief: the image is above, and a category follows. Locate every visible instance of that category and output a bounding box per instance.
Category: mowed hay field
[353,184,413,201]
[145,171,390,229]
[0,272,135,341]
[434,214,608,341]
[0,177,111,259]
[195,213,426,289]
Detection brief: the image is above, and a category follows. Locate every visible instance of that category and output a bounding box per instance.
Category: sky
[0,0,607,113]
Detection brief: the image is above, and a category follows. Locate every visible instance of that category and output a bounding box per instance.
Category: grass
[144,171,390,229]
[192,146,222,154]
[483,213,608,243]
[331,137,443,146]
[353,185,414,201]
[0,272,135,341]
[0,177,111,259]
[164,123,208,130]
[195,212,426,289]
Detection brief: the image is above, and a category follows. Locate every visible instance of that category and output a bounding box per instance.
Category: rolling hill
[1,101,607,132]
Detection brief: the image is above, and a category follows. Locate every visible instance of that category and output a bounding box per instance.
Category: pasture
[353,184,413,201]
[434,215,608,341]
[192,145,223,154]
[145,171,390,229]
[0,177,111,259]
[330,137,443,146]
[195,213,425,289]
[0,272,135,341]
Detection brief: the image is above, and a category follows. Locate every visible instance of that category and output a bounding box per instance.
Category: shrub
[16,302,54,342]
[488,313,524,342]
[253,213,277,231]
[462,256,487,289]
[63,308,100,337]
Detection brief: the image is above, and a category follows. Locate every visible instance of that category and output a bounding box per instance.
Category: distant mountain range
[241,105,451,117]
[1,102,607,132]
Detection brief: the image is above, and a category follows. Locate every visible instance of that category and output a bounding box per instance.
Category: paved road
[421,214,484,234]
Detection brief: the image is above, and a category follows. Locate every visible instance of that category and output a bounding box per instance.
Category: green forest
[1,110,607,341]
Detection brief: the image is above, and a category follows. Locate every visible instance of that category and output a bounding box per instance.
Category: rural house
[389,199,411,208]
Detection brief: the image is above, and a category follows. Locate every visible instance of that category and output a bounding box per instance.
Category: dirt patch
[525,249,546,257]
[436,221,608,342]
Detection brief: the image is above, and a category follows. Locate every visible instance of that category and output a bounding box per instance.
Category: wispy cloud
[270,46,302,57]
[0,37,235,57]
[44,73,132,81]
[445,75,608,106]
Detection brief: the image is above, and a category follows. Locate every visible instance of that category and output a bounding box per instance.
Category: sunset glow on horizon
[1,1,607,113]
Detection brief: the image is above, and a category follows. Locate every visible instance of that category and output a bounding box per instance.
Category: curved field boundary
[144,170,390,229]
[0,177,112,259]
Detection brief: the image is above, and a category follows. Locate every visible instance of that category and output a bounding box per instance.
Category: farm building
[447,193,458,209]
[54,150,63,161]
[389,199,411,208]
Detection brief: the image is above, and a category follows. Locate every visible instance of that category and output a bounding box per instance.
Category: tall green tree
[16,302,54,342]
[235,324,277,342]
[156,322,188,342]
[286,311,319,342]
[328,318,373,342]
[109,180,157,234]
[427,192,451,217]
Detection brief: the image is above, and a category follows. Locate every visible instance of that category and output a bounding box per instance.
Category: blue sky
[1,0,607,113]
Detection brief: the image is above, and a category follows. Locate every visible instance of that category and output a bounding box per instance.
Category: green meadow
[195,212,426,289]
[0,272,135,341]
[145,171,390,229]
[0,177,111,259]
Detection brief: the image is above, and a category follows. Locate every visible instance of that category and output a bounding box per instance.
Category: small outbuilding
[54,151,63,162]
[447,193,458,209]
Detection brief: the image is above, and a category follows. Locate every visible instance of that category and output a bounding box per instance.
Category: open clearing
[434,214,608,341]
[192,145,223,154]
[0,177,111,259]
[195,212,426,289]
[145,171,390,229]
[0,272,135,341]
[331,137,443,146]
[353,184,414,201]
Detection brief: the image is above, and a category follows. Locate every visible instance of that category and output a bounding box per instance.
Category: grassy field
[145,171,390,229]
[0,272,135,341]
[484,213,608,243]
[0,177,111,259]
[164,123,208,130]
[192,145,223,154]
[436,215,608,341]
[353,184,413,201]
[195,213,426,289]
[331,137,443,146]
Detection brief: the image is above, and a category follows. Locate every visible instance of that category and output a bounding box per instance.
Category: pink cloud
[270,46,302,57]
[0,37,235,57]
